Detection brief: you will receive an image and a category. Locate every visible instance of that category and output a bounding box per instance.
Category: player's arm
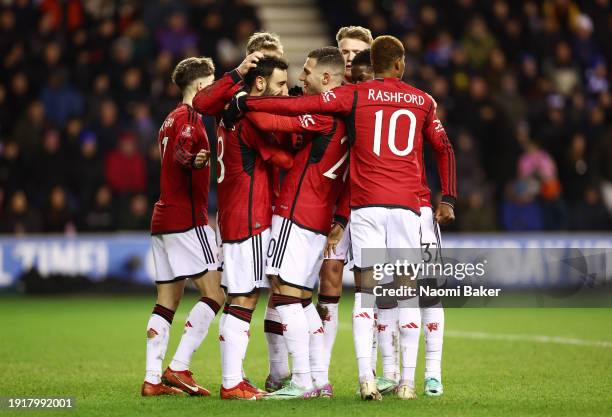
[239,86,355,116]
[333,181,350,229]
[325,180,350,257]
[262,145,294,170]
[423,98,457,225]
[246,112,335,135]
[193,52,263,117]
[173,123,210,169]
[245,125,294,170]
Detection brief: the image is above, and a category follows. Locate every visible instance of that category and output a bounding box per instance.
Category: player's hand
[222,91,248,128]
[237,51,264,76]
[193,149,210,169]
[435,203,455,226]
[324,223,345,258]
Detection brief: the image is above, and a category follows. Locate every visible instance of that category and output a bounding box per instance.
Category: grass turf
[0,294,611,417]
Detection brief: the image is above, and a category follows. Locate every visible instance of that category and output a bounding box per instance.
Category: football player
[143,57,224,397]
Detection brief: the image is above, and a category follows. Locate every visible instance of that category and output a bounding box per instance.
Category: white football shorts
[266,215,326,290]
[152,225,220,284]
[221,229,270,295]
[350,207,421,270]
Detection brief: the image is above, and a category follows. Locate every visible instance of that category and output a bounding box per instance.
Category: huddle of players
[142,26,457,402]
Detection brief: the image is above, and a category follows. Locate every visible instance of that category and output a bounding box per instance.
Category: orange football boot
[220,380,263,400]
[162,368,211,396]
[141,381,185,396]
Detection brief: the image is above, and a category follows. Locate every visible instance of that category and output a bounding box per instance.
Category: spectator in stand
[80,185,115,232]
[570,186,612,231]
[92,99,122,153]
[0,190,41,235]
[104,131,146,195]
[0,1,611,233]
[117,193,150,230]
[42,185,75,234]
[12,101,46,156]
[461,16,498,70]
[30,128,69,203]
[72,131,105,207]
[458,190,497,232]
[40,70,83,126]
[0,142,25,193]
[156,12,197,58]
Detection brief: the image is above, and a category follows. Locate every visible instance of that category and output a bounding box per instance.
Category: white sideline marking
[446,330,612,348]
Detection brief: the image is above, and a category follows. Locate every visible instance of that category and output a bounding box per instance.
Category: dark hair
[371,35,404,73]
[307,46,345,73]
[352,49,371,68]
[171,57,215,91]
[243,56,288,89]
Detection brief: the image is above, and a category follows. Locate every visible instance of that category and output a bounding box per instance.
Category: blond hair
[246,32,283,55]
[335,26,373,45]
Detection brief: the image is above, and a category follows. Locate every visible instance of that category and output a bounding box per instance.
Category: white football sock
[169,298,219,371]
[275,299,313,389]
[377,306,399,381]
[370,309,378,374]
[422,303,444,381]
[318,296,339,377]
[353,292,376,382]
[220,307,252,389]
[145,306,173,384]
[304,302,327,387]
[398,297,421,388]
[264,307,290,380]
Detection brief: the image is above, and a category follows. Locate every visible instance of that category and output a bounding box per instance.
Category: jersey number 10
[372,109,416,157]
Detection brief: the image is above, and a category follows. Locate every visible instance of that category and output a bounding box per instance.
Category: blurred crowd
[0,0,259,234]
[1,0,611,235]
[321,0,612,231]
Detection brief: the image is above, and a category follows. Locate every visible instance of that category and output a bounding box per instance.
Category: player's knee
[321,259,343,278]
[320,261,343,296]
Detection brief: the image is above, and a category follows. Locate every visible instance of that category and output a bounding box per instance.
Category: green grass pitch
[0,294,611,417]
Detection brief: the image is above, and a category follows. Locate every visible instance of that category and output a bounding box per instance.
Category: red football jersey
[216,118,293,242]
[151,103,210,235]
[417,96,455,208]
[246,112,349,234]
[245,78,457,213]
[193,69,243,118]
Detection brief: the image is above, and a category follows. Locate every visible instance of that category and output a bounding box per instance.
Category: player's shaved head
[246,32,283,57]
[171,57,215,92]
[371,35,405,76]
[307,47,345,75]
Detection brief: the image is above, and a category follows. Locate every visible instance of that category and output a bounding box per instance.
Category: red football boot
[220,380,263,400]
[162,368,211,396]
[141,381,185,396]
